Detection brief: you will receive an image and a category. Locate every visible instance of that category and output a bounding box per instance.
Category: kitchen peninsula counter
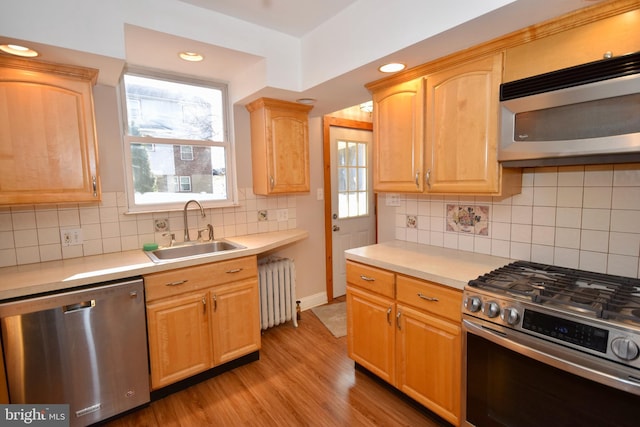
[0,229,308,300]
[345,240,513,290]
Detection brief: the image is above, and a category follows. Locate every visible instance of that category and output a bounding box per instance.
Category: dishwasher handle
[63,300,96,313]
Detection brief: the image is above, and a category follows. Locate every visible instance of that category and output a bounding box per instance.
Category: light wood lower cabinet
[346,260,462,426]
[144,256,260,390]
[346,285,395,384]
[146,291,212,388]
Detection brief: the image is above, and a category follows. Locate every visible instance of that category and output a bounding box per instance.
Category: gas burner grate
[469,260,640,322]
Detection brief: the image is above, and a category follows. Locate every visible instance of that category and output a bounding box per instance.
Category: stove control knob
[482,301,500,318]
[463,296,482,313]
[611,337,640,361]
[501,307,520,325]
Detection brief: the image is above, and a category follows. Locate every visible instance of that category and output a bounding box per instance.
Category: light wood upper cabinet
[0,57,100,205]
[246,97,312,195]
[424,53,504,194]
[372,78,424,192]
[504,8,640,82]
[367,53,520,196]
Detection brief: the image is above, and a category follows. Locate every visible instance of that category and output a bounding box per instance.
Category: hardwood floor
[105,304,450,427]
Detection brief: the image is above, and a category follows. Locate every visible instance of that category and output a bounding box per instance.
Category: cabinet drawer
[346,261,395,298]
[145,256,258,302]
[396,275,462,322]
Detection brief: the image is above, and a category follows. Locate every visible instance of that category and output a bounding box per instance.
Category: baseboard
[298,291,327,311]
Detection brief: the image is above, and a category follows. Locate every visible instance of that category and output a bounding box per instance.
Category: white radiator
[258,257,298,330]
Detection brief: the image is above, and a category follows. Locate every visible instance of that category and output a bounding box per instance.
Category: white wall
[380,165,640,278]
[0,85,329,306]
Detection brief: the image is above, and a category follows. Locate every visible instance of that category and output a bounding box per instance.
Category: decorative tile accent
[154,218,169,232]
[258,210,268,222]
[446,204,489,236]
[406,215,417,229]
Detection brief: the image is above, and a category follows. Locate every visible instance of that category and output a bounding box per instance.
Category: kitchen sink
[144,240,245,263]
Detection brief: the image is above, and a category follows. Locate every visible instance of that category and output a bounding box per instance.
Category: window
[173,176,192,192]
[180,146,194,161]
[121,71,235,211]
[337,140,368,218]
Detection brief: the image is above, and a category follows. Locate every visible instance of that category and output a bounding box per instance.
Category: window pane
[348,193,358,217]
[131,142,227,205]
[348,168,357,191]
[348,142,357,166]
[337,141,346,166]
[358,168,367,191]
[358,142,366,167]
[338,193,349,218]
[124,74,224,141]
[338,167,347,192]
[358,191,368,216]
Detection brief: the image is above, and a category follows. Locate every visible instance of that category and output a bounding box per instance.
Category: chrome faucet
[183,200,206,242]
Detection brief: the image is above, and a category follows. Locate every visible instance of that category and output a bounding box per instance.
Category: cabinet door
[372,77,424,192]
[504,9,640,82]
[247,98,312,195]
[267,107,310,193]
[346,285,395,385]
[396,304,461,426]
[424,53,502,194]
[210,278,261,365]
[0,59,100,205]
[147,291,211,389]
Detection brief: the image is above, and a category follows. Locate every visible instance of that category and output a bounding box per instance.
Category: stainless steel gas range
[462,260,640,427]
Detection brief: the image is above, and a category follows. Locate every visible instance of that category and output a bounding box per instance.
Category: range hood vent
[501,51,640,101]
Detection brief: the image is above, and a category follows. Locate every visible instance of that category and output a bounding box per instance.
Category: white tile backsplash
[0,188,298,268]
[389,164,640,278]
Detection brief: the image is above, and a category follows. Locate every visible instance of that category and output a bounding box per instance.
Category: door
[330,125,376,298]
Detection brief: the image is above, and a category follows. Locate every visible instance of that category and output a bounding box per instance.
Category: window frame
[120,67,237,213]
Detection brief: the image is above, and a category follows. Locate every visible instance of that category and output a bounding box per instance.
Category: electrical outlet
[61,228,83,247]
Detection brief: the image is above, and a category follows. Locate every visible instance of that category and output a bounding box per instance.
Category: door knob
[332,225,340,232]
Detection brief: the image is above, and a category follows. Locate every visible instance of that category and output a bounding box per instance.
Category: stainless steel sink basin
[144,240,245,263]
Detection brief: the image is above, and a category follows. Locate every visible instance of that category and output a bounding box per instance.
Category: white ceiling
[179,0,360,37]
[0,0,604,116]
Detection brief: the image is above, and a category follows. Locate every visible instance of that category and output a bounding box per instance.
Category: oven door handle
[463,319,640,396]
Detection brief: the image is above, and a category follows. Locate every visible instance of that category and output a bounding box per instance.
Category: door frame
[322,116,375,301]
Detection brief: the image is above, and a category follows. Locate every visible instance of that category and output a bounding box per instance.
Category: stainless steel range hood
[499,51,640,167]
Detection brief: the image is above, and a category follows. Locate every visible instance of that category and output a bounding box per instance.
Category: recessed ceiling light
[0,44,39,58]
[179,51,204,62]
[296,98,316,105]
[378,62,406,73]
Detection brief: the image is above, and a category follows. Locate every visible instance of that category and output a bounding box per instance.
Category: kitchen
[1,0,640,426]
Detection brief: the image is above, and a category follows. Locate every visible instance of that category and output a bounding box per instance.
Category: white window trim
[119,68,238,213]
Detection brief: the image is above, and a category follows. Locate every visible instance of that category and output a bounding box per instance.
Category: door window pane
[337,139,369,219]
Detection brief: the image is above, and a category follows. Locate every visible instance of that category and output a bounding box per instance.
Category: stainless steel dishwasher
[0,277,150,427]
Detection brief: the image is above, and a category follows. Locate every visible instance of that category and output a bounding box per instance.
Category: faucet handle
[162,232,176,247]
[197,224,214,242]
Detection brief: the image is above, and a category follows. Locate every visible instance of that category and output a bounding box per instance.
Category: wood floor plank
[105,304,450,426]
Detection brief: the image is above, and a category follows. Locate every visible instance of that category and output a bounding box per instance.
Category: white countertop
[0,229,308,300]
[345,240,513,290]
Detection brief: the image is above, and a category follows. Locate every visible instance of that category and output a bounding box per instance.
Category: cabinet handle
[425,169,431,189]
[360,275,375,282]
[270,175,275,190]
[92,176,98,197]
[417,293,439,302]
[396,311,402,330]
[226,268,243,274]
[202,297,206,314]
[415,172,420,188]
[213,294,217,312]
[166,280,188,286]
[386,307,392,325]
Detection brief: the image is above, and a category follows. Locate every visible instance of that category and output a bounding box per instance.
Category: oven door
[462,318,640,427]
